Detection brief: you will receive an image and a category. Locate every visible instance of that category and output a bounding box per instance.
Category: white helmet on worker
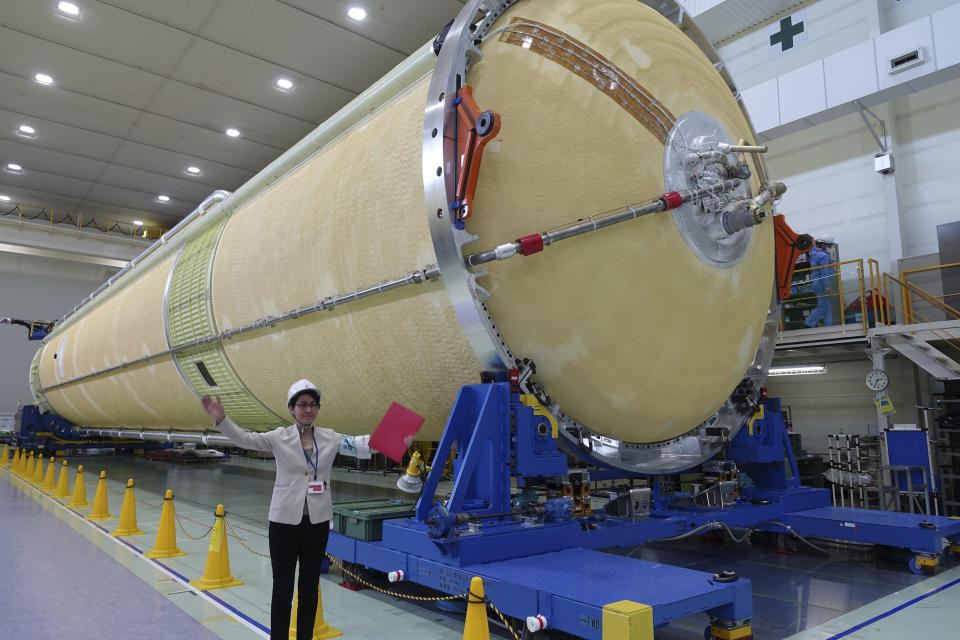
[287,378,321,407]
[816,234,835,245]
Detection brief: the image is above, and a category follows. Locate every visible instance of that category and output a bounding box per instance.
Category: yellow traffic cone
[31,453,46,484]
[42,456,57,491]
[66,465,90,509]
[111,479,144,536]
[145,490,187,558]
[52,460,70,498]
[86,471,113,520]
[463,576,490,640]
[24,451,34,480]
[16,448,27,476]
[9,447,20,474]
[189,504,243,590]
[289,584,343,640]
[1,444,9,467]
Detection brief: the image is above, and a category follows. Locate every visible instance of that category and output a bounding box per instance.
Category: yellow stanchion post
[30,453,45,484]
[289,584,343,640]
[111,479,144,536]
[145,490,186,558]
[463,576,490,640]
[86,470,113,520]
[41,456,57,491]
[66,464,90,509]
[0,444,9,467]
[189,504,243,590]
[52,460,70,498]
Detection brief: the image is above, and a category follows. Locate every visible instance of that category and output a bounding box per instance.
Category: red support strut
[773,215,813,301]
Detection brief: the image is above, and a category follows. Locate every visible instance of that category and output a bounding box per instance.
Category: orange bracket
[452,85,501,222]
[774,214,813,301]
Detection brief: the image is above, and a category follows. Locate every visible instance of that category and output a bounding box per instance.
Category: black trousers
[268,515,330,640]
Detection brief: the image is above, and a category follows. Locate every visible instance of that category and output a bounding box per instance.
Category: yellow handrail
[782,258,871,331]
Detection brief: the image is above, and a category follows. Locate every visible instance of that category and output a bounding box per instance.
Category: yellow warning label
[208,521,223,553]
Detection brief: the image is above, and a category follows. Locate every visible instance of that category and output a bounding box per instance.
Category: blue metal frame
[15,405,171,453]
[328,387,960,637]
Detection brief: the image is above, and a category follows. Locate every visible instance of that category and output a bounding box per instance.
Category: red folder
[369,402,424,463]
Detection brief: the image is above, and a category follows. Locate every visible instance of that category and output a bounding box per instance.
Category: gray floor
[2,452,959,639]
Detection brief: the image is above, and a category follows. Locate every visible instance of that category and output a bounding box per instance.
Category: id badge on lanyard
[308,480,327,494]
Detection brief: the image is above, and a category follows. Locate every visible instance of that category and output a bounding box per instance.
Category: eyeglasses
[294,402,320,410]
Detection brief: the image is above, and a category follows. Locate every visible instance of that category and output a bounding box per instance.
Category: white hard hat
[816,234,835,245]
[287,378,321,406]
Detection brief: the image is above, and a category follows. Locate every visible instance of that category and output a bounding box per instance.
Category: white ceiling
[0,0,467,230]
[0,0,790,234]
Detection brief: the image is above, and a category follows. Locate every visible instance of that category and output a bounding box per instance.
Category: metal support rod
[719,143,768,153]
[854,100,887,153]
[75,427,235,447]
[464,179,742,268]
[43,264,442,393]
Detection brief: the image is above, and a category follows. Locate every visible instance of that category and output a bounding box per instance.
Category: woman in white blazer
[201,378,373,640]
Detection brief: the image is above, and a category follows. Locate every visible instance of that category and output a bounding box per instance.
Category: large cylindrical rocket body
[32,0,773,450]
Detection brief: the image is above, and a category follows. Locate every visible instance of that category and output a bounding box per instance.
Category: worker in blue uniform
[804,235,836,328]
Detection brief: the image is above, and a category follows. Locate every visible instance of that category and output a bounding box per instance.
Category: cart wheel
[909,557,931,575]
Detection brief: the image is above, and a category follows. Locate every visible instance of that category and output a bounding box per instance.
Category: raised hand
[201,395,225,424]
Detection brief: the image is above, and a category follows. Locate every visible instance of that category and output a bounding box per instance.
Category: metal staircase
[869,322,960,380]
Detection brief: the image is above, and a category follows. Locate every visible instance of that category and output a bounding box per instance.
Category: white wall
[0,253,117,415]
[717,0,959,450]
[717,0,871,88]
[766,356,920,454]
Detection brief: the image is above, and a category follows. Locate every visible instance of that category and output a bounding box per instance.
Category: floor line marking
[825,575,960,638]
[8,471,270,638]
[752,591,846,613]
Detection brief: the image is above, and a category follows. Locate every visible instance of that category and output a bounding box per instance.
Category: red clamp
[661,191,683,210]
[517,234,544,256]
[452,85,501,221]
[773,215,813,301]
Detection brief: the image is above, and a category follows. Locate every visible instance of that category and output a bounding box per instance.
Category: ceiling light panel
[275,77,294,92]
[225,128,240,137]
[17,125,37,138]
[57,2,81,17]
[157,195,170,202]
[34,73,54,85]
[186,166,201,176]
[347,7,367,21]
[0,195,11,202]
[6,163,23,173]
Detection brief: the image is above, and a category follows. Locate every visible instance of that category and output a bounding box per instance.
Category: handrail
[880,271,960,359]
[0,200,167,239]
[780,258,872,333]
[897,261,960,324]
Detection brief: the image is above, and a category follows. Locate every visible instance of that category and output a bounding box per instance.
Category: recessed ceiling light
[275,77,294,92]
[132,220,143,226]
[17,124,37,138]
[157,195,170,202]
[0,195,10,202]
[57,2,80,17]
[225,128,240,138]
[186,166,201,176]
[6,163,23,173]
[34,73,54,86]
[347,7,367,21]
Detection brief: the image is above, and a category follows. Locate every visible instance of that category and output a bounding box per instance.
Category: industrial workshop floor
[2,453,959,639]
